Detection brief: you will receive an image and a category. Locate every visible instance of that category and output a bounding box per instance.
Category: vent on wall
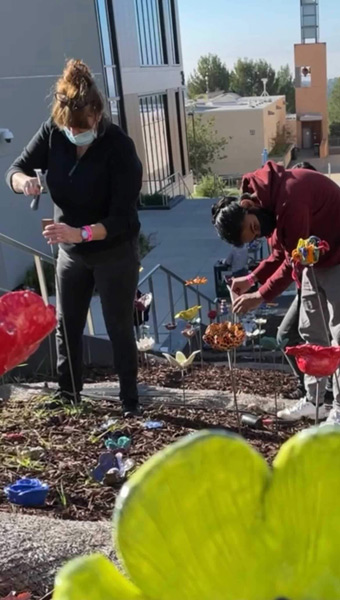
[249,130,255,135]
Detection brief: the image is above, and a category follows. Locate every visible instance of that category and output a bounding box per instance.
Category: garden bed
[88,362,297,397]
[0,366,301,522]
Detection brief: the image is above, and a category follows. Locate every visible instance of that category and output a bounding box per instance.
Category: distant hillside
[328,78,339,97]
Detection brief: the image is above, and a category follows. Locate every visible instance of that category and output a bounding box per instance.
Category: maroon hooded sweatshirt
[241,161,340,302]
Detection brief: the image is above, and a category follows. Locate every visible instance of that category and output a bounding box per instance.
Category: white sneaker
[321,407,340,427]
[278,397,327,421]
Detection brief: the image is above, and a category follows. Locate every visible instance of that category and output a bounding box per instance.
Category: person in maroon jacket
[212,161,340,425]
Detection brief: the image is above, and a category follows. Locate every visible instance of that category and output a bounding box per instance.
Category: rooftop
[188,94,285,114]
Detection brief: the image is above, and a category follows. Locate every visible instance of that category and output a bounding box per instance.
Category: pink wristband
[83,225,93,242]
[247,272,256,286]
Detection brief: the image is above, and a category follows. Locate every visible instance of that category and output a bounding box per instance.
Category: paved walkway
[292,151,340,175]
[90,198,233,348]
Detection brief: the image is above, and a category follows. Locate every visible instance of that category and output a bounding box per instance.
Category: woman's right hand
[231,276,252,296]
[23,177,41,196]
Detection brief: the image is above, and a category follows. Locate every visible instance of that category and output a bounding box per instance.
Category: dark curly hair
[292,161,317,171]
[212,195,247,246]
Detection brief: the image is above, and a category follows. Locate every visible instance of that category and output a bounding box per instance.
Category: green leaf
[266,426,340,599]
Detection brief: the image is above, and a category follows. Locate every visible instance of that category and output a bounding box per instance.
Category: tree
[230,59,276,97]
[186,114,227,178]
[275,65,295,113]
[187,54,230,98]
[329,78,340,137]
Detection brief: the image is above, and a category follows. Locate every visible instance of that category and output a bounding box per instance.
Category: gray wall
[0,0,105,290]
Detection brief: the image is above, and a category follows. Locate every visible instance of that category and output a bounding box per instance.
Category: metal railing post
[183,284,189,309]
[33,255,54,377]
[148,276,159,343]
[87,309,95,336]
[34,255,49,306]
[196,291,203,322]
[167,273,175,323]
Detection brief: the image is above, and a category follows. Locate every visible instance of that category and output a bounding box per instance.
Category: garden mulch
[0,365,302,522]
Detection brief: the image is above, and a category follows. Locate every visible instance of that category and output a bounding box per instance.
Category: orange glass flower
[185,276,208,286]
[203,322,245,351]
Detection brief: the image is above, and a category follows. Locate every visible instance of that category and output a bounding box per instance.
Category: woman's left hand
[43,223,82,245]
[232,291,263,315]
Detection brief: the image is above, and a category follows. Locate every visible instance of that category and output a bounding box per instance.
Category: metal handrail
[141,172,192,207]
[0,233,54,264]
[178,172,193,198]
[139,263,219,344]
[139,263,215,304]
[0,232,95,335]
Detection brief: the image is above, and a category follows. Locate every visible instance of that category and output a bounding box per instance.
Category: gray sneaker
[278,397,327,421]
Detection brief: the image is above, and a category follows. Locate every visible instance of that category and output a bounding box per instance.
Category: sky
[178,0,340,80]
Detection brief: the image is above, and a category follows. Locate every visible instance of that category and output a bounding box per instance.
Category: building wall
[113,0,189,188]
[198,97,286,176]
[0,0,105,290]
[262,96,287,151]
[294,43,328,156]
[0,0,190,289]
[285,116,298,145]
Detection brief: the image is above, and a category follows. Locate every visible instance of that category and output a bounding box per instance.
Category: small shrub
[195,175,226,198]
[21,261,55,295]
[139,193,171,207]
[139,232,155,259]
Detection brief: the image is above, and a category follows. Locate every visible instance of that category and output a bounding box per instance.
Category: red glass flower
[286,344,340,377]
[0,291,56,376]
[207,309,217,320]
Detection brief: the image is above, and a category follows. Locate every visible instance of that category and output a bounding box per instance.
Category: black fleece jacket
[6,117,142,255]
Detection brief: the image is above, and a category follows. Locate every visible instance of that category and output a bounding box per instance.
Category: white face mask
[63,127,97,146]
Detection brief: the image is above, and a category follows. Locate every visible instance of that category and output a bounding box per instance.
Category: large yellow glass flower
[53,427,340,600]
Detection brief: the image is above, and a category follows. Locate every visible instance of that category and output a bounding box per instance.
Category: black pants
[56,239,139,404]
[277,290,332,393]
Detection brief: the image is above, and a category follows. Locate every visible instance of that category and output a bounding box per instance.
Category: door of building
[302,126,312,149]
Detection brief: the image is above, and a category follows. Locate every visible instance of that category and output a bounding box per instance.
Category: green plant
[187,115,227,179]
[139,232,155,259]
[269,126,290,157]
[58,482,68,507]
[21,261,55,295]
[140,192,171,207]
[329,77,340,136]
[187,54,230,98]
[195,175,226,198]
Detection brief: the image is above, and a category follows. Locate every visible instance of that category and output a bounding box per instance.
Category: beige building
[0,0,191,289]
[193,94,287,176]
[294,0,328,157]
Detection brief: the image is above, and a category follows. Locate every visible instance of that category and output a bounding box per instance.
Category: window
[135,0,167,65]
[140,94,173,192]
[95,0,123,126]
[301,66,312,87]
[164,0,180,64]
[175,91,186,175]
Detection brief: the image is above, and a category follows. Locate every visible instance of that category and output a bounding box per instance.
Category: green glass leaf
[115,431,271,600]
[266,426,340,599]
[53,554,143,600]
[260,336,278,350]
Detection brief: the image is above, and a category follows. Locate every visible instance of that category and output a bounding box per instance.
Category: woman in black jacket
[6,59,143,417]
